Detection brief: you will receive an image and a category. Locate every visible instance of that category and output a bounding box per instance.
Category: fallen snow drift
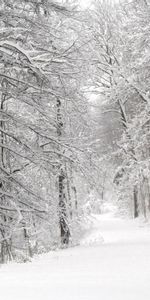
[1,213,150,300]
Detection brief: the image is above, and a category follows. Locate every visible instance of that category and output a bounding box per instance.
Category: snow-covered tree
[0,0,97,262]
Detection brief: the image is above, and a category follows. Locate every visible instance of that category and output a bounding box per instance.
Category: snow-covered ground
[1,210,150,300]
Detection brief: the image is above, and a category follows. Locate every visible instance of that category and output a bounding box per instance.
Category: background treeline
[87,0,150,220]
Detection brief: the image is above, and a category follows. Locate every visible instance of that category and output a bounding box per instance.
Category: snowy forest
[0,0,150,270]
[1,0,150,299]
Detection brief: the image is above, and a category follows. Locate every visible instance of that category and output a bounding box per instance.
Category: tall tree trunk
[57,98,70,246]
[59,169,70,245]
[133,186,139,218]
[140,178,147,219]
[0,87,13,262]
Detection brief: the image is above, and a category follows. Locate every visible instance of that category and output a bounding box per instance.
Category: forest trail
[1,211,150,300]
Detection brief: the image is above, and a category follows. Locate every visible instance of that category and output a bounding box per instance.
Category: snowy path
[1,213,150,300]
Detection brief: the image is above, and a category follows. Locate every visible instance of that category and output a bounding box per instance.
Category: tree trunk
[57,98,70,246]
[133,186,139,218]
[59,169,70,245]
[0,88,13,262]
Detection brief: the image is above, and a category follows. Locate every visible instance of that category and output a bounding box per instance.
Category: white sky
[79,0,92,8]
